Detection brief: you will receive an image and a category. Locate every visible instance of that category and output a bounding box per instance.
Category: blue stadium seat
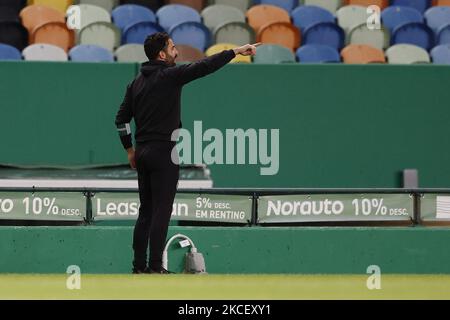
[112,4,156,31]
[303,22,345,50]
[291,5,335,33]
[437,24,450,45]
[430,44,450,64]
[0,43,21,60]
[156,4,201,32]
[392,22,435,50]
[425,6,450,33]
[296,44,340,63]
[122,21,164,44]
[69,44,115,62]
[169,21,211,51]
[258,0,298,12]
[390,0,431,13]
[381,6,423,32]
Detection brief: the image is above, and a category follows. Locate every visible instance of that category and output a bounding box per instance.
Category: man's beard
[166,55,177,66]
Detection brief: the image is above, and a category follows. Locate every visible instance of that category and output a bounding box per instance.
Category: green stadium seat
[115,43,147,62]
[201,4,245,32]
[253,43,296,63]
[78,21,120,51]
[348,23,390,50]
[336,5,367,35]
[385,44,431,64]
[213,21,255,46]
[78,4,112,31]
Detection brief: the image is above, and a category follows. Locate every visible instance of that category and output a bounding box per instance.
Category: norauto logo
[266,200,345,216]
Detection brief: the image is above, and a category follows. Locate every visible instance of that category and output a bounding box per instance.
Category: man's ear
[159,50,166,60]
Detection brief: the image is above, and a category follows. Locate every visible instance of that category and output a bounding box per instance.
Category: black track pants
[133,140,179,270]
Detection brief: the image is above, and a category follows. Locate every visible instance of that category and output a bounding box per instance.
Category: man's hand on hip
[233,43,261,56]
[127,147,136,169]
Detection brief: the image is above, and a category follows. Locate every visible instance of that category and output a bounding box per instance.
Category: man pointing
[115,32,258,274]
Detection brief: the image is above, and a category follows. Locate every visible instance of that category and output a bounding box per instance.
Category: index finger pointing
[252,42,262,47]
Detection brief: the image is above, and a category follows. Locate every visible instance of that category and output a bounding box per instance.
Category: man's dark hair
[144,32,170,60]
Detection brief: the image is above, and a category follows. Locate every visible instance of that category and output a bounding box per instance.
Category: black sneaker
[149,267,175,274]
[132,267,151,274]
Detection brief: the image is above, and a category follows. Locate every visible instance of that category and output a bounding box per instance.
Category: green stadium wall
[1,226,450,274]
[1,62,450,188]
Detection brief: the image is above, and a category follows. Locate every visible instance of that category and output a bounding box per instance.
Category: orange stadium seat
[257,21,301,52]
[246,4,290,33]
[433,0,450,5]
[20,4,65,37]
[31,21,75,52]
[341,44,386,63]
[175,44,205,62]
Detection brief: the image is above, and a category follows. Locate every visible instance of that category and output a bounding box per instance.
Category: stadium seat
[385,44,430,63]
[437,24,450,44]
[69,44,115,62]
[31,21,75,52]
[343,0,388,10]
[169,21,211,51]
[214,21,255,45]
[246,5,290,32]
[425,6,450,33]
[208,0,252,13]
[22,43,68,61]
[337,5,368,35]
[0,0,26,13]
[303,0,342,13]
[303,22,345,50]
[253,43,296,63]
[167,0,205,12]
[206,43,251,63]
[122,21,164,44]
[391,0,431,13]
[0,21,28,50]
[32,0,72,13]
[174,44,205,62]
[392,22,435,50]
[381,6,424,33]
[341,44,386,63]
[0,43,22,60]
[257,21,300,51]
[296,44,340,63]
[119,0,163,12]
[258,0,298,12]
[20,5,65,36]
[78,4,111,30]
[433,0,450,6]
[156,4,201,31]
[73,0,119,13]
[112,4,156,31]
[0,5,19,22]
[78,21,121,51]
[201,4,245,32]
[115,43,147,62]
[349,23,390,50]
[291,5,335,33]
[430,44,450,63]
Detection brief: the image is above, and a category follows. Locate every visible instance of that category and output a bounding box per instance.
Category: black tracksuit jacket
[115,49,236,149]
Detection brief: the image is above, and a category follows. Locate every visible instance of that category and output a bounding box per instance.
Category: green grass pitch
[1,274,450,300]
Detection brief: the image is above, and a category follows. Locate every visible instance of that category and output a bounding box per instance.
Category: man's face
[161,39,178,66]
